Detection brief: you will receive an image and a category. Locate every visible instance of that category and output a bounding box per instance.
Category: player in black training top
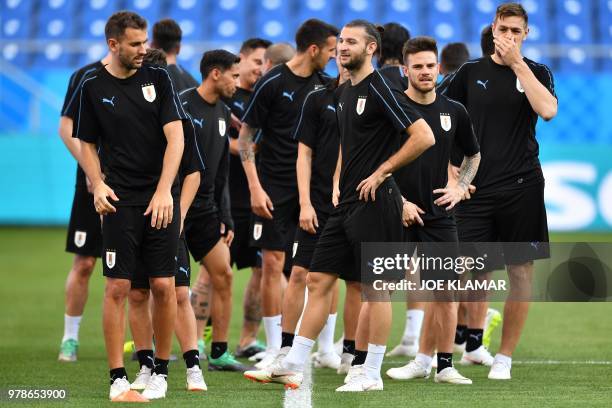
[385,37,480,385]
[180,50,249,372]
[221,38,271,359]
[243,20,434,392]
[57,52,110,363]
[378,22,410,91]
[151,18,198,92]
[74,12,185,401]
[125,48,207,392]
[441,3,557,381]
[238,19,338,366]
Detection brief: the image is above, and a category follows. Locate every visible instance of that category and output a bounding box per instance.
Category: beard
[118,50,141,71]
[340,48,367,71]
[409,77,436,93]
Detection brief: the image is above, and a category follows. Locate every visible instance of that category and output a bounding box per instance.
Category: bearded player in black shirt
[384,37,480,385]
[56,52,110,363]
[442,3,557,381]
[238,19,339,369]
[75,12,185,401]
[244,20,434,392]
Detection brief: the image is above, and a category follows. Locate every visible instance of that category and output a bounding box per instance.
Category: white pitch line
[283,358,313,408]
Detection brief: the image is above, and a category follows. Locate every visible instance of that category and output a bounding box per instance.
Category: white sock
[415,352,433,369]
[494,353,512,367]
[282,336,315,372]
[263,315,282,351]
[317,313,337,354]
[402,309,424,343]
[62,314,82,342]
[364,343,386,381]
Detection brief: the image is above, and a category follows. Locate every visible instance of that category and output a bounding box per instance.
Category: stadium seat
[297,0,336,26]
[380,0,422,39]
[520,0,551,66]
[209,0,247,44]
[340,0,377,26]
[556,0,595,71]
[253,0,295,42]
[77,0,120,65]
[425,0,463,51]
[2,0,35,65]
[598,0,612,70]
[32,0,78,67]
[167,0,207,42]
[124,0,162,26]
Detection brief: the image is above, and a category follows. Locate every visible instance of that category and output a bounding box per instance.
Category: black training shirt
[61,60,104,188]
[379,64,409,92]
[74,64,186,205]
[241,63,330,198]
[180,87,233,229]
[335,70,422,206]
[395,94,480,220]
[167,64,199,93]
[441,56,556,192]
[292,85,340,215]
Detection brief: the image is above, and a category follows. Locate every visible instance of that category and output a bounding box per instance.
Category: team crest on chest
[142,83,156,102]
[356,96,367,115]
[74,230,87,248]
[218,119,226,136]
[253,222,262,241]
[440,113,452,132]
[516,78,525,93]
[106,250,116,269]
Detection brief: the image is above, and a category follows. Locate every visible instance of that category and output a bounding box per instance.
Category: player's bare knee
[74,255,96,277]
[149,277,175,300]
[211,267,233,293]
[128,288,150,306]
[175,287,190,306]
[289,266,308,287]
[105,279,130,302]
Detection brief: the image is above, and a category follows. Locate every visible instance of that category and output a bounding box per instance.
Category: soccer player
[436,42,469,93]
[57,51,110,362]
[75,11,185,400]
[221,38,272,358]
[378,22,410,91]
[126,47,207,392]
[442,2,557,380]
[244,19,434,392]
[180,50,248,372]
[151,18,198,92]
[383,36,480,384]
[237,19,339,369]
[481,25,495,56]
[262,42,296,74]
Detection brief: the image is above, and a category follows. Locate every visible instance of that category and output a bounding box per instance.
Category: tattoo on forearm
[457,153,481,191]
[190,281,212,321]
[239,149,255,162]
[239,128,257,162]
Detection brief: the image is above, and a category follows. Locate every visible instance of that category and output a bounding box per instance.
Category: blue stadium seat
[598,0,612,70]
[1,0,33,65]
[556,0,594,71]
[520,0,551,66]
[32,0,78,67]
[340,0,376,26]
[77,0,120,66]
[209,0,247,43]
[297,0,336,26]
[380,0,422,38]
[425,0,463,49]
[467,0,498,44]
[124,0,162,26]
[253,0,294,42]
[167,0,207,42]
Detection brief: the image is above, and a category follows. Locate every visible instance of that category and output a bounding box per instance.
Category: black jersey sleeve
[293,89,323,148]
[180,118,204,179]
[370,70,422,132]
[530,61,557,99]
[440,62,468,104]
[73,78,102,143]
[240,68,280,128]
[61,70,79,118]
[155,67,187,125]
[451,99,480,157]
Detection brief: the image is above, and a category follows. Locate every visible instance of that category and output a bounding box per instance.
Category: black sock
[352,349,367,366]
[466,328,483,352]
[437,352,453,373]
[153,358,169,376]
[206,317,213,327]
[343,339,356,355]
[454,325,468,345]
[183,349,200,369]
[110,367,128,385]
[136,349,154,369]
[210,342,228,359]
[281,332,295,348]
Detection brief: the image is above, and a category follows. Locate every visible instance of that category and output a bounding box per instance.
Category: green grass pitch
[1,227,611,407]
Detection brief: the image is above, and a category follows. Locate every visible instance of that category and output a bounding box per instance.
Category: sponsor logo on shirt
[218,118,226,136]
[106,250,116,269]
[476,80,488,90]
[356,96,367,115]
[338,102,344,112]
[233,100,245,111]
[440,113,452,132]
[74,230,87,248]
[101,96,116,107]
[282,91,295,101]
[193,118,204,128]
[142,83,156,102]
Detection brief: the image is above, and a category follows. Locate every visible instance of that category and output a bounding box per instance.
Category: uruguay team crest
[440,113,452,131]
[516,78,525,93]
[293,242,298,258]
[356,96,367,115]
[106,250,116,269]
[74,230,87,248]
[142,83,156,102]
[218,119,226,136]
[253,222,262,241]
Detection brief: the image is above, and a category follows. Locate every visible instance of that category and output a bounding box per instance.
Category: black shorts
[102,204,180,280]
[292,211,329,270]
[255,221,296,279]
[230,208,259,270]
[250,191,299,251]
[455,181,549,264]
[403,216,459,281]
[309,179,404,283]
[65,185,102,257]
[184,208,222,262]
[132,234,191,289]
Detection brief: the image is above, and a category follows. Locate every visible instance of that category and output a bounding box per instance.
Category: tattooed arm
[239,123,274,219]
[434,152,481,210]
